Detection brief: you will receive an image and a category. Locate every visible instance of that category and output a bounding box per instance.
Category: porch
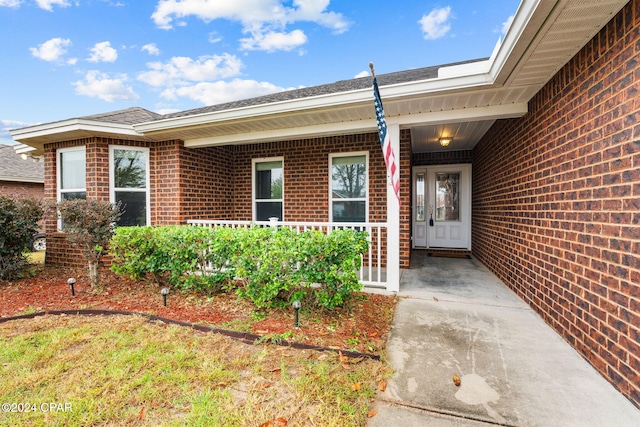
[371,252,640,425]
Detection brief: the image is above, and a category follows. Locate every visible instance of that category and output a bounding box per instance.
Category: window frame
[57,146,87,231]
[252,156,284,222]
[329,151,369,223]
[109,145,150,227]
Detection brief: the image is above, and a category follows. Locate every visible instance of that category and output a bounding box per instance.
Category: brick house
[0,144,44,199]
[10,0,640,408]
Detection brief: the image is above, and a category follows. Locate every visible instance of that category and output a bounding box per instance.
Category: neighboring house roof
[0,144,44,183]
[10,0,629,155]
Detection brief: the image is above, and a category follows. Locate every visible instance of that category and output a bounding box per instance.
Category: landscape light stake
[67,278,76,296]
[160,288,170,307]
[292,300,301,329]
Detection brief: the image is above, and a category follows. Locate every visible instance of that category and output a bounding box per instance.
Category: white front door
[412,164,471,250]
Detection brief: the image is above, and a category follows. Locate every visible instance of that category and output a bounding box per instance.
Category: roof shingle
[0,145,44,182]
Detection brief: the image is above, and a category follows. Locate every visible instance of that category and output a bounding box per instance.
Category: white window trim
[329,151,369,222]
[109,145,151,226]
[57,146,86,202]
[57,146,86,231]
[252,156,284,221]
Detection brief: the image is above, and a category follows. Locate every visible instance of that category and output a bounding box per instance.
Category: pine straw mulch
[0,265,398,357]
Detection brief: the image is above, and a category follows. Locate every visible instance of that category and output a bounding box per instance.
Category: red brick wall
[473,1,640,408]
[0,180,44,199]
[42,131,412,269]
[230,134,387,222]
[412,149,474,166]
[229,131,411,267]
[179,145,233,223]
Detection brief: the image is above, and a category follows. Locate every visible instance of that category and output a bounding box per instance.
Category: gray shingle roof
[162,60,484,119]
[76,59,486,125]
[0,145,44,182]
[81,107,164,125]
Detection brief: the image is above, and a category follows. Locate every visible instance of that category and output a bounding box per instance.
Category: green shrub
[111,225,238,293]
[297,229,370,308]
[109,225,369,309]
[0,196,43,280]
[234,227,302,308]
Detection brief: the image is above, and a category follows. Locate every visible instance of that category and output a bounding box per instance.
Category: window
[330,153,368,222]
[58,147,86,201]
[110,146,149,226]
[253,158,283,221]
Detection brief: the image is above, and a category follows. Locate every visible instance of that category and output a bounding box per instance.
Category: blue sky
[0,0,520,144]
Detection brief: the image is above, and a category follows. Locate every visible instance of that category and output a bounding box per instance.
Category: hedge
[110,225,369,309]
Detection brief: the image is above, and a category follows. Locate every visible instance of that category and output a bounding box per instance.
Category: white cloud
[240,28,307,52]
[160,78,290,105]
[418,6,452,40]
[0,0,22,8]
[35,0,71,11]
[29,37,72,62]
[88,41,118,63]
[151,0,349,52]
[141,43,160,55]
[137,53,243,87]
[500,15,514,36]
[73,70,139,102]
[208,31,222,43]
[1,119,31,138]
[354,70,369,78]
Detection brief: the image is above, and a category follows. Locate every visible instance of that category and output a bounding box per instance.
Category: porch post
[386,121,400,292]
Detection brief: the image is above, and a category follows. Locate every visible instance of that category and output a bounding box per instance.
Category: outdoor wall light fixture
[160,288,170,306]
[292,300,302,329]
[67,278,76,296]
[439,137,452,147]
[20,152,43,162]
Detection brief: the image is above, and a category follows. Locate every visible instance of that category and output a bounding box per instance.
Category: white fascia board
[0,175,44,183]
[10,119,142,142]
[138,72,498,136]
[135,91,376,133]
[184,120,375,148]
[13,143,37,154]
[184,102,528,148]
[398,103,528,127]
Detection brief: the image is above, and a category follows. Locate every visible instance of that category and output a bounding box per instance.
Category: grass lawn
[0,314,389,426]
[25,250,45,265]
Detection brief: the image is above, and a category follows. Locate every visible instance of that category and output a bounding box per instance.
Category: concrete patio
[368,253,640,426]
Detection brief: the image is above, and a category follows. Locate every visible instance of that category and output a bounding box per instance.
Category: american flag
[373,76,401,205]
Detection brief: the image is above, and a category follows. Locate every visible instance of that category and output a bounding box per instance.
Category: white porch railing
[187,219,388,289]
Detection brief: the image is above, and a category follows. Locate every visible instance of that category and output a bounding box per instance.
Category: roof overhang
[10,119,149,156]
[0,175,44,184]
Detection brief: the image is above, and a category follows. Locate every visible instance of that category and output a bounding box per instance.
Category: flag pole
[369,62,376,78]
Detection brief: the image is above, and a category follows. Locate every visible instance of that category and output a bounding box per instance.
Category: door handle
[429,205,434,226]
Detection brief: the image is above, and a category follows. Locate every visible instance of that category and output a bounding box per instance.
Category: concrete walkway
[369,254,640,427]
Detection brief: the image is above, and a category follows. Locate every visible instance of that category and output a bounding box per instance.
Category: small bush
[234,227,302,307]
[55,199,122,288]
[111,225,239,292]
[0,196,43,280]
[110,225,369,309]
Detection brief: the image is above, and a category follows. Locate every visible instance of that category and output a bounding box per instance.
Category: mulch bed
[0,266,398,356]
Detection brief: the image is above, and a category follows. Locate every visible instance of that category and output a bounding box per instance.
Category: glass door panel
[435,172,460,222]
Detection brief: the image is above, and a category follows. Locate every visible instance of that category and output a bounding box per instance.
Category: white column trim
[386,121,401,292]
